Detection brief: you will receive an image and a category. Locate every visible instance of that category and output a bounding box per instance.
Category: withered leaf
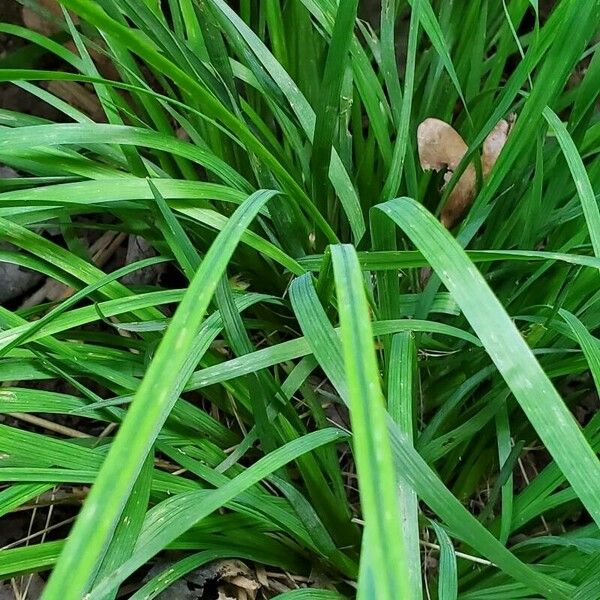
[482,114,514,177]
[417,116,514,229]
[417,117,468,172]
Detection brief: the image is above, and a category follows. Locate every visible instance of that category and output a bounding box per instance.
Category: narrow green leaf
[310,0,358,213]
[92,452,154,600]
[377,197,600,528]
[290,249,570,597]
[543,106,600,257]
[430,522,457,600]
[330,244,413,600]
[388,333,422,597]
[42,190,279,600]
[86,429,347,598]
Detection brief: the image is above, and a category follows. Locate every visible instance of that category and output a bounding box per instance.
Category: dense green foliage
[1,0,600,598]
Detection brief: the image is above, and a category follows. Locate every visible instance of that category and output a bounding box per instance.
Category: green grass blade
[43,0,338,243]
[0,124,251,191]
[289,252,570,597]
[388,333,422,597]
[381,0,420,201]
[559,309,600,392]
[330,244,413,600]
[41,190,279,599]
[310,0,358,214]
[86,429,346,598]
[377,197,600,528]
[92,452,154,600]
[430,522,457,600]
[409,0,469,117]
[273,591,348,600]
[147,179,201,280]
[543,106,600,257]
[207,0,365,241]
[0,541,64,579]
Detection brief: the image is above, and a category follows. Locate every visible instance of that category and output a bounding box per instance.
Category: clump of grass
[0,1,599,598]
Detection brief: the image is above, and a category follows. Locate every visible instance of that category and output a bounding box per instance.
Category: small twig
[11,578,22,600]
[20,230,127,308]
[518,455,549,533]
[17,489,87,511]
[419,540,494,567]
[18,494,40,597]
[264,572,309,584]
[8,412,92,439]
[92,422,118,448]
[1,515,77,551]
[92,231,128,269]
[351,518,494,567]
[22,488,57,600]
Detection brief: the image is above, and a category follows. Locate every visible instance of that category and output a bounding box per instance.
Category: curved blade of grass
[559,309,600,392]
[0,541,64,579]
[186,317,480,394]
[430,522,458,600]
[178,208,305,275]
[0,124,250,191]
[503,308,600,523]
[376,197,600,528]
[0,23,81,69]
[273,592,348,600]
[207,0,365,241]
[129,548,293,600]
[310,0,358,213]
[0,178,246,207]
[0,290,180,350]
[0,484,52,520]
[329,244,412,600]
[542,106,600,257]
[0,256,168,359]
[85,429,346,598]
[408,0,469,117]
[298,249,600,272]
[41,190,279,600]
[19,0,339,243]
[0,218,163,324]
[289,259,571,597]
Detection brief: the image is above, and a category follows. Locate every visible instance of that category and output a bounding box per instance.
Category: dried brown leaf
[227,575,260,591]
[417,115,514,229]
[440,165,477,229]
[417,118,476,229]
[482,114,515,177]
[216,560,260,599]
[255,564,269,587]
[417,117,468,172]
